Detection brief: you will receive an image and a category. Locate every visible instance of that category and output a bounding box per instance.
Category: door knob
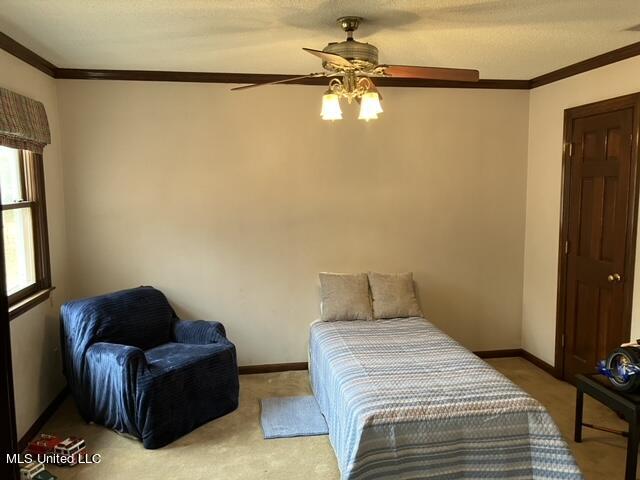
[607,273,622,283]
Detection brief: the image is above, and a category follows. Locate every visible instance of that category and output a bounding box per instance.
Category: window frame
[1,150,52,318]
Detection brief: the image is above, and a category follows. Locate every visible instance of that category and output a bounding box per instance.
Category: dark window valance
[0,87,51,154]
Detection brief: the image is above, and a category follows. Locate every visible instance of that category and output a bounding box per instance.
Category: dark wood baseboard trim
[519,349,558,377]
[237,350,558,377]
[473,348,522,359]
[239,362,308,375]
[238,351,524,374]
[475,348,559,377]
[17,386,68,452]
[3,32,640,90]
[12,349,559,450]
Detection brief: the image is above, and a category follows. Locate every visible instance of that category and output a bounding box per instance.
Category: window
[0,146,51,317]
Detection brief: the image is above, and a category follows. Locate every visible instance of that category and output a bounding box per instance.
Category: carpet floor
[39,358,624,479]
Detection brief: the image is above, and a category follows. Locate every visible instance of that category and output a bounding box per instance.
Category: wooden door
[559,94,640,381]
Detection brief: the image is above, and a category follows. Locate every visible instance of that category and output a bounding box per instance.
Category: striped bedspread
[309,317,582,479]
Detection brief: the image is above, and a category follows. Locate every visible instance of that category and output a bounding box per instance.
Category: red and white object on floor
[53,437,86,466]
[25,434,61,456]
[25,433,87,466]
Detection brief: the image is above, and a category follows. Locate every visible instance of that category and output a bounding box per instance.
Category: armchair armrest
[84,342,147,437]
[173,320,227,345]
[86,342,147,372]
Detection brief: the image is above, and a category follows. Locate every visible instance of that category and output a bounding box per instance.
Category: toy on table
[598,340,640,392]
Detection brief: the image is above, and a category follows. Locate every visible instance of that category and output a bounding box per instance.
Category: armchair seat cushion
[139,341,239,449]
[145,342,231,371]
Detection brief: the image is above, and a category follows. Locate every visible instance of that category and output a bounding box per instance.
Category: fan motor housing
[322,40,379,71]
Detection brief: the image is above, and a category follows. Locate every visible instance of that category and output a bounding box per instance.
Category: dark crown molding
[54,68,529,89]
[0,32,56,77]
[55,69,327,85]
[2,31,640,90]
[529,41,640,89]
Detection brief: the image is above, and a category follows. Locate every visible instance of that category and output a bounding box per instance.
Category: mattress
[309,317,582,479]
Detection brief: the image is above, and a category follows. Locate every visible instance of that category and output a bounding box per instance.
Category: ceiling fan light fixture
[233,16,480,122]
[321,91,342,121]
[358,91,383,121]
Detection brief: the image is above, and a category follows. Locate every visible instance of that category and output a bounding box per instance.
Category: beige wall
[0,50,69,437]
[57,81,530,365]
[522,56,640,365]
[7,41,640,438]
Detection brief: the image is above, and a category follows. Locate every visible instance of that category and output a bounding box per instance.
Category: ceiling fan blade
[303,48,354,68]
[231,73,325,91]
[382,65,479,82]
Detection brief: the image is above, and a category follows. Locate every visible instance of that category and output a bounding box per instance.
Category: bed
[309,317,582,479]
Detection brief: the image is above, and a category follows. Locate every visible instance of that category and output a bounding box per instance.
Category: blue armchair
[60,286,239,449]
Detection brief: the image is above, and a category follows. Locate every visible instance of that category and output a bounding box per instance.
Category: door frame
[0,204,18,478]
[555,92,640,380]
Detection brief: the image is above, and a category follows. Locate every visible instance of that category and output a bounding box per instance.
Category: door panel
[572,282,596,362]
[562,105,635,380]
[601,177,617,262]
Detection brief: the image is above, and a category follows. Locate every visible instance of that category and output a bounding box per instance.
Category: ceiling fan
[231,16,480,121]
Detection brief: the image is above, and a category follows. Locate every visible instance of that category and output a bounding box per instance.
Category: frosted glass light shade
[358,92,383,121]
[321,93,342,120]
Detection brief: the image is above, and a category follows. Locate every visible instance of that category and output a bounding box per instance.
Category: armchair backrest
[60,286,177,421]
[61,286,176,353]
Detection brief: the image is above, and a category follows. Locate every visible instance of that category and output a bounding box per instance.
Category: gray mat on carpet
[260,395,328,439]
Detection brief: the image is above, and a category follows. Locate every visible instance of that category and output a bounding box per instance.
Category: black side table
[575,374,640,480]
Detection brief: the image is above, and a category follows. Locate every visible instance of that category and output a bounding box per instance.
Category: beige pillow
[319,273,373,321]
[368,272,423,319]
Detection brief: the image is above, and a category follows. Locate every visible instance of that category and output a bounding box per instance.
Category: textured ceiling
[1,0,640,79]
